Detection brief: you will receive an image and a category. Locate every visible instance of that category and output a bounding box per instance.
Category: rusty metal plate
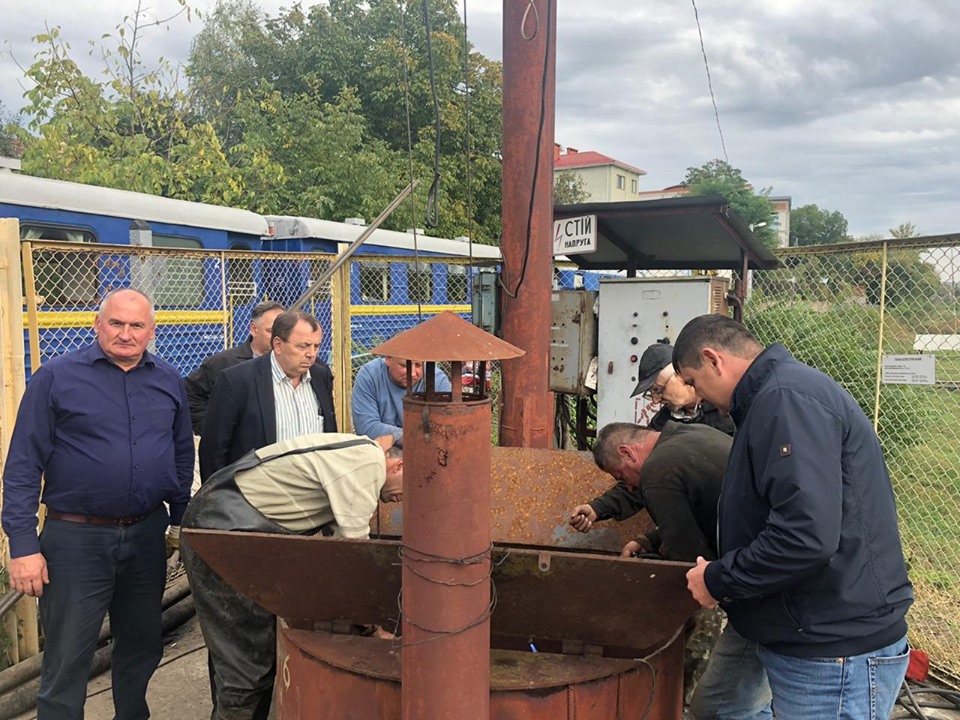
[372,446,652,554]
[282,626,646,690]
[371,311,524,362]
[183,530,697,655]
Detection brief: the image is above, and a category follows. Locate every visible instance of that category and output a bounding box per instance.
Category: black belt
[46,509,152,527]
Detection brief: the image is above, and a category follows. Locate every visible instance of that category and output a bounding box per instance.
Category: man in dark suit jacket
[185,301,285,435]
[198,310,337,481]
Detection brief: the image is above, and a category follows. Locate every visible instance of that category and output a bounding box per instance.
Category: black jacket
[648,402,735,436]
[704,344,913,657]
[184,339,255,435]
[198,353,337,481]
[588,405,733,524]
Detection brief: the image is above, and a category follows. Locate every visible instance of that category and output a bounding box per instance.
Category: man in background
[352,352,451,446]
[199,310,337,481]
[2,288,193,719]
[185,300,284,436]
[182,433,403,720]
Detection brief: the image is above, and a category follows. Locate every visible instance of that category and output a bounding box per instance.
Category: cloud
[2,0,959,237]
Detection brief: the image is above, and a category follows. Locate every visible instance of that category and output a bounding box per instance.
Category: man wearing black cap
[633,342,734,435]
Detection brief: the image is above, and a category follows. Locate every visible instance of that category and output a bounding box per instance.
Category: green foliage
[0,101,24,158]
[683,159,778,249]
[19,19,244,204]
[554,169,589,205]
[188,0,503,242]
[889,222,921,239]
[857,250,947,307]
[747,303,931,458]
[789,204,849,246]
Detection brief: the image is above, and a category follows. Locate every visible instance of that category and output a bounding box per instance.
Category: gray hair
[251,301,285,324]
[592,423,653,471]
[98,287,156,322]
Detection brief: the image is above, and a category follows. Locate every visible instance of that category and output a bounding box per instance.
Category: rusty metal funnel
[371,311,523,362]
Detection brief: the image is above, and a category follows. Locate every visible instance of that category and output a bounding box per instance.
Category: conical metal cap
[371,311,524,362]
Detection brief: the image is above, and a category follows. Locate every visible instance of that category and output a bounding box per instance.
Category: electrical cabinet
[596,277,729,429]
[550,290,598,395]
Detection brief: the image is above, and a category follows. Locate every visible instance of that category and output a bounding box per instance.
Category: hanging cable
[690,0,728,163]
[500,0,552,299]
[462,0,475,269]
[399,1,424,323]
[421,0,442,229]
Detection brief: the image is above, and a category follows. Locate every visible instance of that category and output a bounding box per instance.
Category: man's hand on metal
[686,556,719,609]
[568,505,597,533]
[620,535,654,557]
[10,553,49,598]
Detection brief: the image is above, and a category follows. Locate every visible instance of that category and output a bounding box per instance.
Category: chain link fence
[750,237,960,681]
[6,238,960,680]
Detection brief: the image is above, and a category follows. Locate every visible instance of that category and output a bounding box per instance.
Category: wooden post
[330,250,353,429]
[0,219,40,663]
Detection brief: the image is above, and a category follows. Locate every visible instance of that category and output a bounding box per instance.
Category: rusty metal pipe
[401,396,492,720]
[499,0,558,449]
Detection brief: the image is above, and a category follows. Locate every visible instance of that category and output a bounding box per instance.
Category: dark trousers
[181,540,275,720]
[37,507,168,720]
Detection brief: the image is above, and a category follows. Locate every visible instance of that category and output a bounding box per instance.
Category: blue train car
[0,172,502,376]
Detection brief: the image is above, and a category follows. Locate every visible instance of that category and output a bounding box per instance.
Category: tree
[789,204,849,247]
[0,101,24,158]
[683,159,778,249]
[889,222,920,239]
[188,0,504,242]
[554,169,588,205]
[18,10,245,205]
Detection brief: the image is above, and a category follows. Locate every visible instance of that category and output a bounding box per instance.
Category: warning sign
[553,214,597,256]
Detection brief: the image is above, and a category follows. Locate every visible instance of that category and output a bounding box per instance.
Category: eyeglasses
[643,380,668,400]
[643,368,674,400]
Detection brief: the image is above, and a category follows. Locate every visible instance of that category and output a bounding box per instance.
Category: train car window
[447,264,468,304]
[21,223,98,306]
[152,235,203,306]
[227,244,256,304]
[360,261,390,303]
[409,261,432,304]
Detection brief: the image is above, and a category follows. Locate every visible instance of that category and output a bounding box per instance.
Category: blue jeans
[37,507,168,720]
[689,623,772,720]
[757,635,909,720]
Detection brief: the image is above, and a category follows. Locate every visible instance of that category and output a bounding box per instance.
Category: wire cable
[421,0,442,230]
[690,0,728,163]
[500,0,552,299]
[399,1,424,323]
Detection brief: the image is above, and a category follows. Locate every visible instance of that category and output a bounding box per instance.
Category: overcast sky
[3,0,959,238]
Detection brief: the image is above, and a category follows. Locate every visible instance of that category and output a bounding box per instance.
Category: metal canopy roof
[554,194,781,271]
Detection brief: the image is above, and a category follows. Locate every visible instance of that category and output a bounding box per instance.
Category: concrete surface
[12,612,213,720]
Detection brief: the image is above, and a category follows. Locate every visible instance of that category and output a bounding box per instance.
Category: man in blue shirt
[2,287,194,720]
[351,355,452,447]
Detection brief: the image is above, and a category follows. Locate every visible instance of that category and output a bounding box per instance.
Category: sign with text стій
[553,214,597,256]
[882,354,936,385]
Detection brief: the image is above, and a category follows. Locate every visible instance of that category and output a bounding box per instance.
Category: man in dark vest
[182,432,403,720]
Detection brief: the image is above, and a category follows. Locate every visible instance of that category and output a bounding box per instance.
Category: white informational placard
[881,354,936,385]
[553,214,597,256]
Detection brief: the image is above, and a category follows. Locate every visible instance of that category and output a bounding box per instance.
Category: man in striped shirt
[198,310,338,481]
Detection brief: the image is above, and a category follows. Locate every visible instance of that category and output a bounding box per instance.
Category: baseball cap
[631,343,674,397]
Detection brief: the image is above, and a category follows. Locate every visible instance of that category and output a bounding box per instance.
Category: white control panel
[596,277,728,429]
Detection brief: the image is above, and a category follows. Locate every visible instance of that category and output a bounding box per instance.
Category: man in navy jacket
[673,314,913,720]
